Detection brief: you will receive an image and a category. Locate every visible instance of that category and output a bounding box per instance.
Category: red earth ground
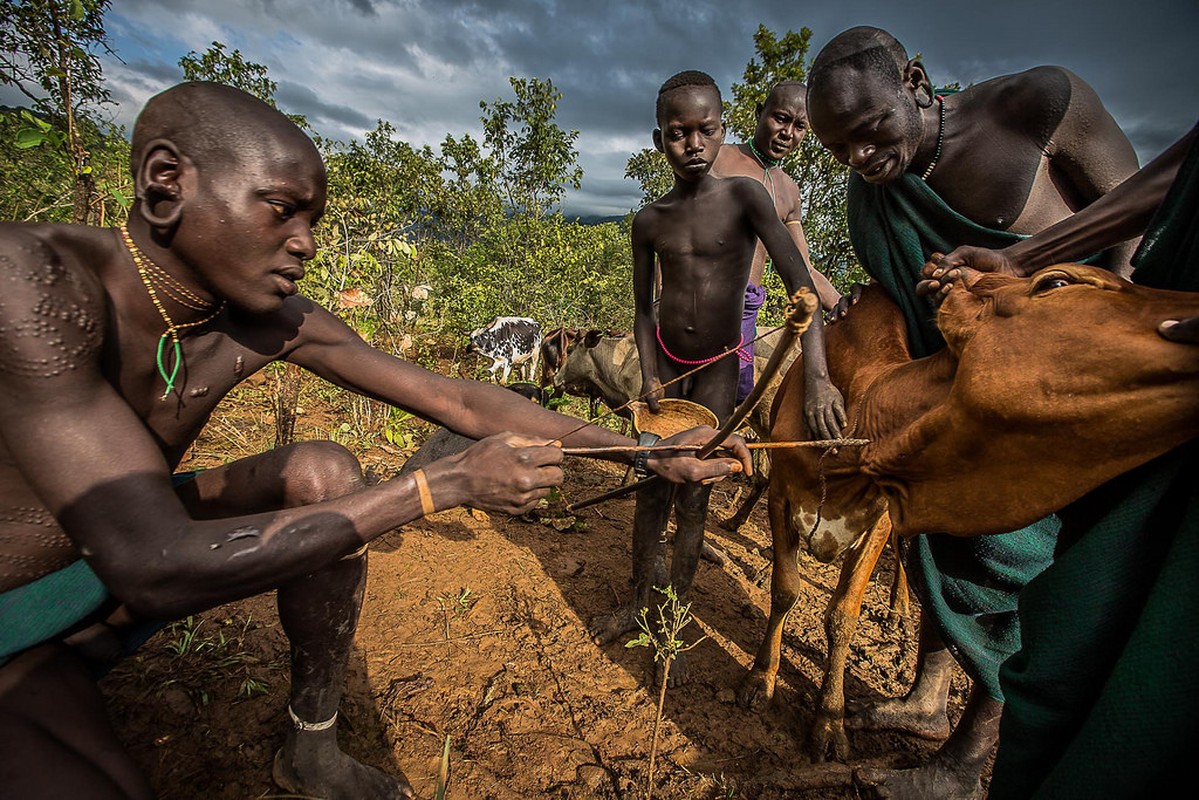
[100,366,978,800]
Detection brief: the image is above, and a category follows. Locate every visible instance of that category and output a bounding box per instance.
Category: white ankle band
[288,705,338,732]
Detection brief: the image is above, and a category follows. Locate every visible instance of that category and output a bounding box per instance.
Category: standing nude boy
[0,82,749,800]
[590,71,845,685]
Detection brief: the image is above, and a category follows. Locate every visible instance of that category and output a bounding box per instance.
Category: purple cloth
[737,283,767,403]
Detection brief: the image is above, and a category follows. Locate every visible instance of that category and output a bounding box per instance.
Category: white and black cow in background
[467,316,542,383]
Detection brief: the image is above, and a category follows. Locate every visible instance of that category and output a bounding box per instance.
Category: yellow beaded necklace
[119,226,224,399]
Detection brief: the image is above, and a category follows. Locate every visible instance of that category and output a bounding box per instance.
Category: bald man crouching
[0,82,749,799]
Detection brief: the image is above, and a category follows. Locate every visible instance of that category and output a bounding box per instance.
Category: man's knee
[281,441,365,506]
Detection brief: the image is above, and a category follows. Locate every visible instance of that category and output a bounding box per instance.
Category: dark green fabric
[847,172,1026,358]
[848,172,1060,700]
[0,471,197,668]
[991,127,1199,799]
[0,559,109,666]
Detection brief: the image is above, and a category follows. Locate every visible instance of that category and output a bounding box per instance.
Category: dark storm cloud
[99,0,1199,214]
[275,81,375,131]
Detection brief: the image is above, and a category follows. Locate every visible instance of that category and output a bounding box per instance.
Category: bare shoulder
[0,224,110,380]
[964,67,1079,146]
[631,202,665,239]
[723,174,774,206]
[712,143,755,178]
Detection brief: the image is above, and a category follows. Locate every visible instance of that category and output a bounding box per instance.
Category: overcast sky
[8,0,1198,217]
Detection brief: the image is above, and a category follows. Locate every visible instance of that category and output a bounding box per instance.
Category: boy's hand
[826,282,866,322]
[647,425,752,483]
[434,433,564,515]
[639,377,665,413]
[803,378,847,441]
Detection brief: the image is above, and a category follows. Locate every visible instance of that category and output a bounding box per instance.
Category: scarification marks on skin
[0,245,101,378]
[0,506,74,581]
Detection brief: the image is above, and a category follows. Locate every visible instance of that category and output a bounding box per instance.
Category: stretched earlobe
[135,139,184,229]
[905,58,935,109]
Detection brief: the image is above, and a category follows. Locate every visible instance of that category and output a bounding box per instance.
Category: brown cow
[742,264,1199,762]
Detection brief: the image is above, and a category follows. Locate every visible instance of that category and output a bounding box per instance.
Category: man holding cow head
[919,122,1199,799]
[711,80,842,402]
[800,25,1141,799]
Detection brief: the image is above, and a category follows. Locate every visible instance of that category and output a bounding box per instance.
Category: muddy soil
[101,376,976,799]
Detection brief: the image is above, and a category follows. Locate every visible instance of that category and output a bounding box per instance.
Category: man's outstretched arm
[921,123,1198,296]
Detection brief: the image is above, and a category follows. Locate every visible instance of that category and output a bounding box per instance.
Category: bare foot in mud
[274,727,414,799]
[588,606,640,645]
[854,757,984,800]
[846,697,951,740]
[655,649,690,688]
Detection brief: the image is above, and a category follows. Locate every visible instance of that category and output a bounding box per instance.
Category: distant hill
[568,213,626,226]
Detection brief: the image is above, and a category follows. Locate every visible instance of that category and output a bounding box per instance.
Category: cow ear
[584,330,603,348]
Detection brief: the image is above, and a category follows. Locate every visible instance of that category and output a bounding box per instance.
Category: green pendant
[155,332,182,399]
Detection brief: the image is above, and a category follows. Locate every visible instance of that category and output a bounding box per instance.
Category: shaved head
[656,70,721,125]
[131,82,318,179]
[809,26,910,100]
[764,80,806,109]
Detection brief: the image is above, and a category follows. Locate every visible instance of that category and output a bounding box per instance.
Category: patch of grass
[626,585,707,800]
[437,587,479,619]
[154,614,281,707]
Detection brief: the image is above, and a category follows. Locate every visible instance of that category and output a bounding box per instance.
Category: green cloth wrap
[0,471,198,668]
[990,126,1199,799]
[848,172,1060,700]
[0,559,109,666]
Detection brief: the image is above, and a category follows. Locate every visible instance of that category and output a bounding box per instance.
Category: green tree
[624,147,672,208]
[0,106,129,224]
[479,77,583,218]
[178,41,307,129]
[436,132,503,248]
[179,41,277,104]
[1,0,116,223]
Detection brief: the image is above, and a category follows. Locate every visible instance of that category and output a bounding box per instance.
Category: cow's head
[539,327,582,385]
[866,264,1199,536]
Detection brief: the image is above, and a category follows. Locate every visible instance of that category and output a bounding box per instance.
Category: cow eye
[1032,273,1074,294]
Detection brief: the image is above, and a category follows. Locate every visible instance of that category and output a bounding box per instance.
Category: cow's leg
[737,487,800,711]
[888,526,911,619]
[809,514,892,763]
[854,684,1000,800]
[656,480,712,687]
[719,470,769,531]
[499,360,512,383]
[527,348,541,384]
[588,480,673,646]
[846,613,954,741]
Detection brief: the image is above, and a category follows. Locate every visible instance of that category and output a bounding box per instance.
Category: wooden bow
[566,288,818,512]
